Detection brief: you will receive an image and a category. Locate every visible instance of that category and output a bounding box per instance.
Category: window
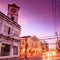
[4,25,8,34]
[0,21,2,32]
[1,43,10,56]
[13,46,18,55]
[14,30,19,37]
[10,28,13,35]
[8,27,10,34]
[4,25,13,35]
[11,17,14,21]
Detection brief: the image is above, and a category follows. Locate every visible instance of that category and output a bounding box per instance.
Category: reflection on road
[20,49,60,60]
[43,50,56,60]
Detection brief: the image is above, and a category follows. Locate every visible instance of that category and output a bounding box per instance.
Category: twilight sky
[0,0,60,38]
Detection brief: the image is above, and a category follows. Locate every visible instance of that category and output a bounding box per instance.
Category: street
[20,56,60,60]
[20,52,60,60]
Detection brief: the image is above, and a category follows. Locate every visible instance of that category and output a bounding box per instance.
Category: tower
[8,4,20,23]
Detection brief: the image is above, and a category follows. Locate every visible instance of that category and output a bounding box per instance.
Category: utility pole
[52,0,59,50]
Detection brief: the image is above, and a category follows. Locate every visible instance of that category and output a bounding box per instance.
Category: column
[10,41,13,57]
[18,41,20,57]
[0,43,1,56]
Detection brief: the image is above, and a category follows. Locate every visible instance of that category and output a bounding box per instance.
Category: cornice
[0,11,21,30]
[0,34,20,42]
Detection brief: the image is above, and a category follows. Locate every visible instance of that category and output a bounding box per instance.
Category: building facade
[20,36,43,58]
[0,4,21,60]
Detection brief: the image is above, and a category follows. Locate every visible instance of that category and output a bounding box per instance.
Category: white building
[0,4,21,60]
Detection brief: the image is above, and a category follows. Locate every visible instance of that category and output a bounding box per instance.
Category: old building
[0,4,21,60]
[20,36,31,58]
[20,36,42,58]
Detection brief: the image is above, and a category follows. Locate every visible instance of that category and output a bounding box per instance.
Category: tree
[41,41,49,52]
[56,40,60,51]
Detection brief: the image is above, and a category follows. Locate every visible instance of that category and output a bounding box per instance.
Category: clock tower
[7,4,20,23]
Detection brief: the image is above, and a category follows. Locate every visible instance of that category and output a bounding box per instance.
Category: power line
[40,36,60,40]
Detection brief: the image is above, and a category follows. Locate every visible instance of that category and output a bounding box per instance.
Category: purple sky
[0,0,60,38]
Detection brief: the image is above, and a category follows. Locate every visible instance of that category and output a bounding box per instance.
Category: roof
[20,36,31,38]
[8,4,20,8]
